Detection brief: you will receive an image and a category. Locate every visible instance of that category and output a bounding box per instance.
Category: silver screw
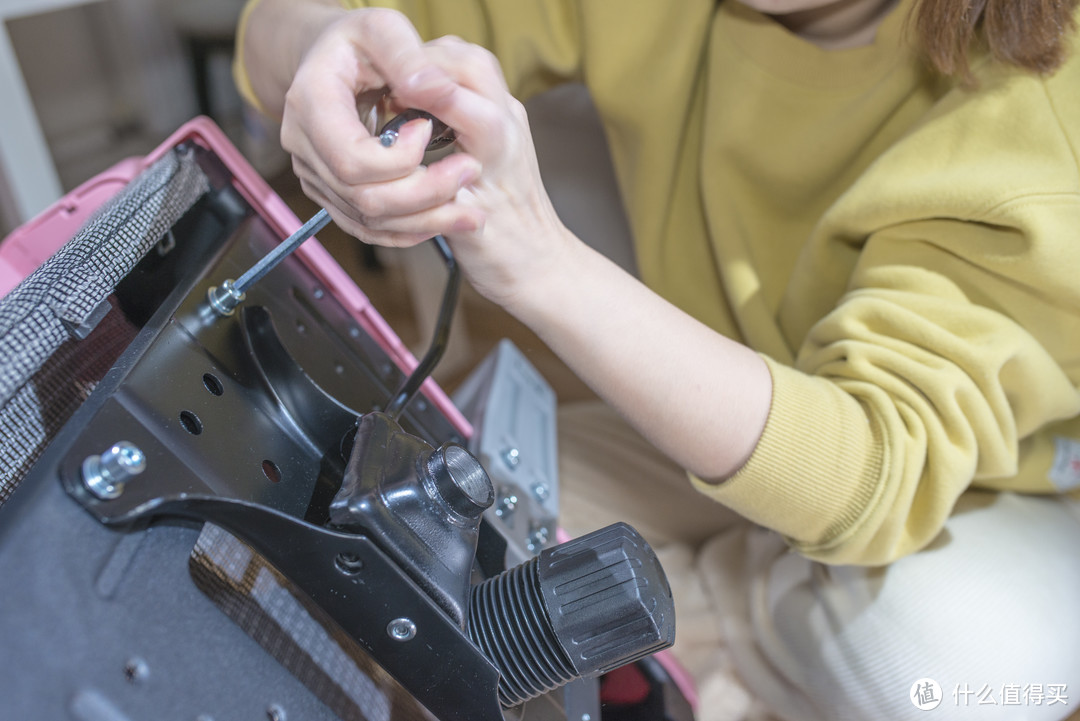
[387,618,417,642]
[527,524,550,553]
[206,278,245,316]
[501,447,521,469]
[82,442,146,500]
[532,482,550,502]
[494,492,518,519]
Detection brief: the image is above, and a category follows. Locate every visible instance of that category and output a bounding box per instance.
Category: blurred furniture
[0,0,94,230]
[167,0,245,120]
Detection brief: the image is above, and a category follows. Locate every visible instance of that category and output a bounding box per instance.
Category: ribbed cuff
[691,356,884,556]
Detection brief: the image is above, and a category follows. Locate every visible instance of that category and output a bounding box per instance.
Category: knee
[761,494,1080,720]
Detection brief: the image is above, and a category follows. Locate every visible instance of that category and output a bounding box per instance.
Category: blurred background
[0,0,632,399]
[0,0,275,234]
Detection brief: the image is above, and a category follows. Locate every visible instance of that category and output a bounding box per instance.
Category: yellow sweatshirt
[236,0,1080,565]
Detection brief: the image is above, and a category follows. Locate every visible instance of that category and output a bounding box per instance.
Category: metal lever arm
[384,235,459,419]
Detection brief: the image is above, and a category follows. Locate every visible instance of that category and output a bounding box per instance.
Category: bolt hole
[123,658,149,684]
[179,410,203,435]
[335,552,364,575]
[261,459,282,484]
[202,373,224,396]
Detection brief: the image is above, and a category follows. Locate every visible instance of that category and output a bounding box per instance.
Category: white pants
[558,401,1080,721]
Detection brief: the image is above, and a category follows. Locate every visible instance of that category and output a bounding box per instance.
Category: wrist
[500,227,597,330]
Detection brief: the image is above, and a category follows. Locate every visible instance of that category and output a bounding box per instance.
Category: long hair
[913,0,1078,80]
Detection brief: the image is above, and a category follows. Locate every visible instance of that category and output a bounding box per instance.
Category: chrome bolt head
[207,279,245,317]
[526,524,551,553]
[387,617,417,642]
[501,447,521,469]
[494,492,518,518]
[81,441,146,500]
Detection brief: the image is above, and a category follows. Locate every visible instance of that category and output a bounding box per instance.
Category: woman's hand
[355,36,574,309]
[284,22,572,308]
[279,9,487,250]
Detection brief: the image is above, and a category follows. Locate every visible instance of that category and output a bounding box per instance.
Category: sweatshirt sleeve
[233,0,266,113]
[694,209,1080,566]
[234,0,583,112]
[690,44,1080,566]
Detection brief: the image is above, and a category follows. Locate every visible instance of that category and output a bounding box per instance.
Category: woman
[236,0,1080,717]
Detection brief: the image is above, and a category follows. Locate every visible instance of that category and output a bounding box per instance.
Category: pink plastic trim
[0,157,144,296]
[0,116,471,438]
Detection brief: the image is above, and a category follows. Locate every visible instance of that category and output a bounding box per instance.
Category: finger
[298,158,475,245]
[286,105,434,187]
[293,157,367,227]
[286,10,422,157]
[350,198,485,237]
[424,36,510,96]
[342,152,482,221]
[307,182,435,249]
[293,132,480,232]
[388,38,526,164]
[285,10,444,185]
[392,72,510,164]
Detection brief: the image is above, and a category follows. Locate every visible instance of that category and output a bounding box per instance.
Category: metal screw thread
[468,558,576,708]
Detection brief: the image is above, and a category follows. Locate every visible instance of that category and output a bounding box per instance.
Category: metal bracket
[55,214,504,721]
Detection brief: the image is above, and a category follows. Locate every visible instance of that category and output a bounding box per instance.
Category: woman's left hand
[355,36,576,310]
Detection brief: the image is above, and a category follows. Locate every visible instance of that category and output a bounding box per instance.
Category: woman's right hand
[279,7,484,249]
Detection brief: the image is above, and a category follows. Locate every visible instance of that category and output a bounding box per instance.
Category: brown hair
[913,0,1078,81]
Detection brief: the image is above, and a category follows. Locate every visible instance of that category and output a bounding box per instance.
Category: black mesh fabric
[0,310,138,506]
[0,149,208,506]
[190,524,435,721]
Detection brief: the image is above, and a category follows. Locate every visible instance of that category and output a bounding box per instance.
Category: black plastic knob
[469,522,675,707]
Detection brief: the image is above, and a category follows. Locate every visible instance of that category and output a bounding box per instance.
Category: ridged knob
[469,522,675,707]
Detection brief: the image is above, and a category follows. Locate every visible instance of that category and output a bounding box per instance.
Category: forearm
[240,0,348,117]
[506,230,772,481]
